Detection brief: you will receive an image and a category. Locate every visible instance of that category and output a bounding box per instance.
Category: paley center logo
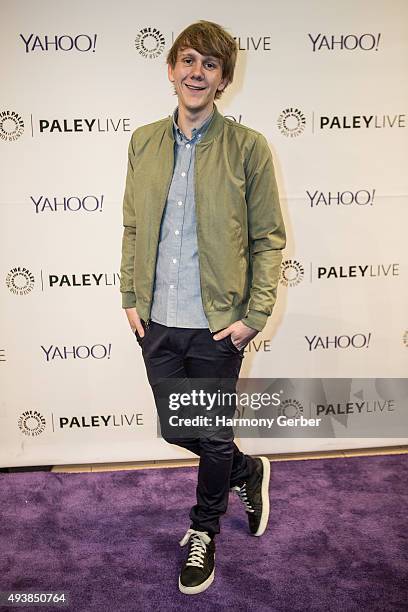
[279,259,305,287]
[18,410,144,435]
[46,272,120,288]
[5,267,35,295]
[319,113,405,131]
[0,110,24,142]
[18,410,46,437]
[315,398,395,417]
[58,413,144,429]
[1,110,131,138]
[233,34,272,51]
[277,108,307,138]
[135,26,165,59]
[314,263,399,281]
[278,260,399,286]
[244,338,273,353]
[277,107,405,136]
[35,116,131,135]
[278,398,304,418]
[5,267,120,293]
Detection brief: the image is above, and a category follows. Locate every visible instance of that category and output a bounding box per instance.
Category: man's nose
[190,62,205,79]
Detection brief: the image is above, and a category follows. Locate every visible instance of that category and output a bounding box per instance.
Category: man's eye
[206,63,215,69]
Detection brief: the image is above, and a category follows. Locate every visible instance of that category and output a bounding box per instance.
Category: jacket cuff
[121,291,137,309]
[241,309,269,332]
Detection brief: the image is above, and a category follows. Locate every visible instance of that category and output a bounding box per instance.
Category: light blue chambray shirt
[150,105,215,328]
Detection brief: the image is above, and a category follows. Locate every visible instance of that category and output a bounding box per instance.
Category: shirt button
[175,230,180,235]
[172,258,177,264]
[177,201,183,206]
[181,172,186,177]
[186,143,191,149]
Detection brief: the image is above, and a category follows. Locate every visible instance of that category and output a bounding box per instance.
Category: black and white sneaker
[178,528,215,595]
[231,456,271,536]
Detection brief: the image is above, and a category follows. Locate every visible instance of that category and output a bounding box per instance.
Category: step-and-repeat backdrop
[1,0,407,467]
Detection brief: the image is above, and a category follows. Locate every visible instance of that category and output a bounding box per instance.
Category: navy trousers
[135,320,255,537]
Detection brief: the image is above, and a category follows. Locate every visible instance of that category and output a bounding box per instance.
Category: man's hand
[213,320,258,351]
[125,307,145,337]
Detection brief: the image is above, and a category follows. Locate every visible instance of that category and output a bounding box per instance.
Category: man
[120,20,286,595]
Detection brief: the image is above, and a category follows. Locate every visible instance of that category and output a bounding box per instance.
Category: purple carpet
[0,454,407,611]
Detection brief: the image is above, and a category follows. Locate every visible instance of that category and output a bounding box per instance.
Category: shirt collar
[172,105,215,144]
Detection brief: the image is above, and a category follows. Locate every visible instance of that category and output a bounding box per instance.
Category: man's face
[168,47,227,113]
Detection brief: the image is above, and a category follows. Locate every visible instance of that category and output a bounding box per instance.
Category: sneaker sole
[178,566,215,595]
[253,456,271,536]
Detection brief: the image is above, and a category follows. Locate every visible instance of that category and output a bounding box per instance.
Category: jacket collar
[165,103,224,145]
[172,105,214,143]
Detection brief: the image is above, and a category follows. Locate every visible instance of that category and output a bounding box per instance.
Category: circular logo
[277,108,306,137]
[18,410,46,437]
[0,110,24,142]
[135,27,165,59]
[279,398,304,418]
[5,267,35,295]
[279,259,305,287]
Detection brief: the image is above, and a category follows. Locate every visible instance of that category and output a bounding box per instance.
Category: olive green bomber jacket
[120,104,286,333]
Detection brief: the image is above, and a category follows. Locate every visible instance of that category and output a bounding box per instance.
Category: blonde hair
[166,20,238,99]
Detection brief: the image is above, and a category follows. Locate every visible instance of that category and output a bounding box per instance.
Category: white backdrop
[1,0,407,467]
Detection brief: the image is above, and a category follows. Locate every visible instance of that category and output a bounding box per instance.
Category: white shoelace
[179,528,211,568]
[231,483,255,513]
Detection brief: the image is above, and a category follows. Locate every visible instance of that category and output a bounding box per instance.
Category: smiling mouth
[184,83,206,91]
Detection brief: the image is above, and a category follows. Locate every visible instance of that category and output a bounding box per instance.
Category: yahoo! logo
[41,344,112,361]
[305,333,372,352]
[308,33,382,52]
[20,34,98,53]
[32,195,104,213]
[307,189,376,208]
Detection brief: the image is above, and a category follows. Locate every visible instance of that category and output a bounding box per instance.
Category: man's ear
[168,63,174,83]
[217,77,228,92]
